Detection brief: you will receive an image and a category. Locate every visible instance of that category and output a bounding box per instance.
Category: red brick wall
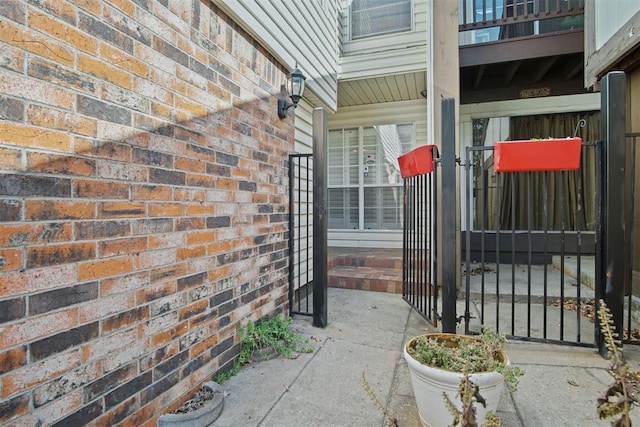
[0,1,293,425]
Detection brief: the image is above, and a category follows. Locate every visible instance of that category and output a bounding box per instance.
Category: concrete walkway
[212,288,640,426]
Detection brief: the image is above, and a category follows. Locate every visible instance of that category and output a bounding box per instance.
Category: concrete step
[328,265,403,294]
[551,255,595,290]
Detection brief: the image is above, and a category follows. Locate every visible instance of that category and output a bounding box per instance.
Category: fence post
[597,71,626,355]
[441,97,458,333]
[312,108,328,328]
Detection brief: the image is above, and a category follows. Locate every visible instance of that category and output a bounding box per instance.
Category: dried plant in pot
[403,328,523,427]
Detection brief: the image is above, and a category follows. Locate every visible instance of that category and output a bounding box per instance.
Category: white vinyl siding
[339,0,427,80]
[217,0,339,111]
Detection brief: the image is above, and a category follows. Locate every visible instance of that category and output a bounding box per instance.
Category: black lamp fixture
[278,64,306,119]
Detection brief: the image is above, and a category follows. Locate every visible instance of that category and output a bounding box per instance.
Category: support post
[312,108,328,328]
[441,97,457,333]
[597,71,626,355]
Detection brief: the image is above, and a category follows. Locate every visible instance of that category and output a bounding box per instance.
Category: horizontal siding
[217,0,339,111]
[294,99,314,154]
[339,0,428,79]
[329,99,428,143]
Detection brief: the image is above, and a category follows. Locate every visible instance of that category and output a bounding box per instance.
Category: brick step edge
[328,265,402,294]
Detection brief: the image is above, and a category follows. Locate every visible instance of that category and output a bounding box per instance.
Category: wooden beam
[504,60,522,85]
[473,64,486,89]
[532,56,558,83]
[460,30,584,67]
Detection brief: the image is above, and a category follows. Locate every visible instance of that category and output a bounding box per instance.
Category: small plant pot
[403,333,507,427]
[493,137,582,172]
[157,382,224,427]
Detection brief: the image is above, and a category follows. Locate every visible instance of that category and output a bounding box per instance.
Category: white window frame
[349,0,414,41]
[328,124,415,231]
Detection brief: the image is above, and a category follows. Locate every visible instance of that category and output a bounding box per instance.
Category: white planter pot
[403,334,506,427]
[157,382,224,427]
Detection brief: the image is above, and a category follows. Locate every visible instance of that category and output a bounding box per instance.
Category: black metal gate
[462,140,603,346]
[402,149,439,325]
[401,73,630,350]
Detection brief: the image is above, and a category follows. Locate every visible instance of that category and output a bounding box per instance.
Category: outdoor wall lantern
[278,65,306,119]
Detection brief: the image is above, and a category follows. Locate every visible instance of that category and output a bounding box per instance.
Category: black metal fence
[402,165,438,326]
[288,153,313,317]
[462,141,602,346]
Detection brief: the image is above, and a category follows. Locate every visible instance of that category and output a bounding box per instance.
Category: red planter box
[398,144,436,178]
[493,137,582,172]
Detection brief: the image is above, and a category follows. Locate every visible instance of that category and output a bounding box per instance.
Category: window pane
[364,187,403,230]
[328,129,359,186]
[352,0,411,39]
[328,188,359,229]
[327,124,413,231]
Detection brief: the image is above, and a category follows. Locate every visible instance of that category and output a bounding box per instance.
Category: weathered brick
[101,306,149,334]
[153,36,189,68]
[83,361,137,403]
[0,264,76,298]
[98,201,145,218]
[27,105,97,137]
[239,180,257,192]
[78,256,134,281]
[177,217,206,232]
[0,346,27,375]
[210,288,233,308]
[104,371,152,408]
[0,248,22,272]
[149,168,186,186]
[27,243,95,268]
[103,4,152,46]
[132,218,173,235]
[177,272,207,291]
[99,236,147,257]
[0,20,73,66]
[206,216,231,229]
[140,370,179,405]
[0,393,29,424]
[28,57,97,94]
[149,202,183,217]
[25,200,95,221]
[28,0,77,25]
[76,220,130,240]
[0,44,25,73]
[74,179,130,199]
[1,350,81,398]
[153,351,188,379]
[0,297,25,324]
[33,361,100,407]
[30,322,99,362]
[50,399,103,427]
[0,122,72,152]
[28,152,95,176]
[0,175,70,198]
[29,282,99,315]
[29,9,98,55]
[133,148,173,168]
[178,299,208,321]
[0,0,25,23]
[131,184,172,200]
[78,12,134,53]
[0,95,24,122]
[77,94,132,125]
[100,43,149,77]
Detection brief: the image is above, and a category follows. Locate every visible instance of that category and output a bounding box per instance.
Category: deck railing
[459,0,584,45]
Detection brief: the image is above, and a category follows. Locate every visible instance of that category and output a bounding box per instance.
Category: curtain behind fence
[492,111,600,231]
